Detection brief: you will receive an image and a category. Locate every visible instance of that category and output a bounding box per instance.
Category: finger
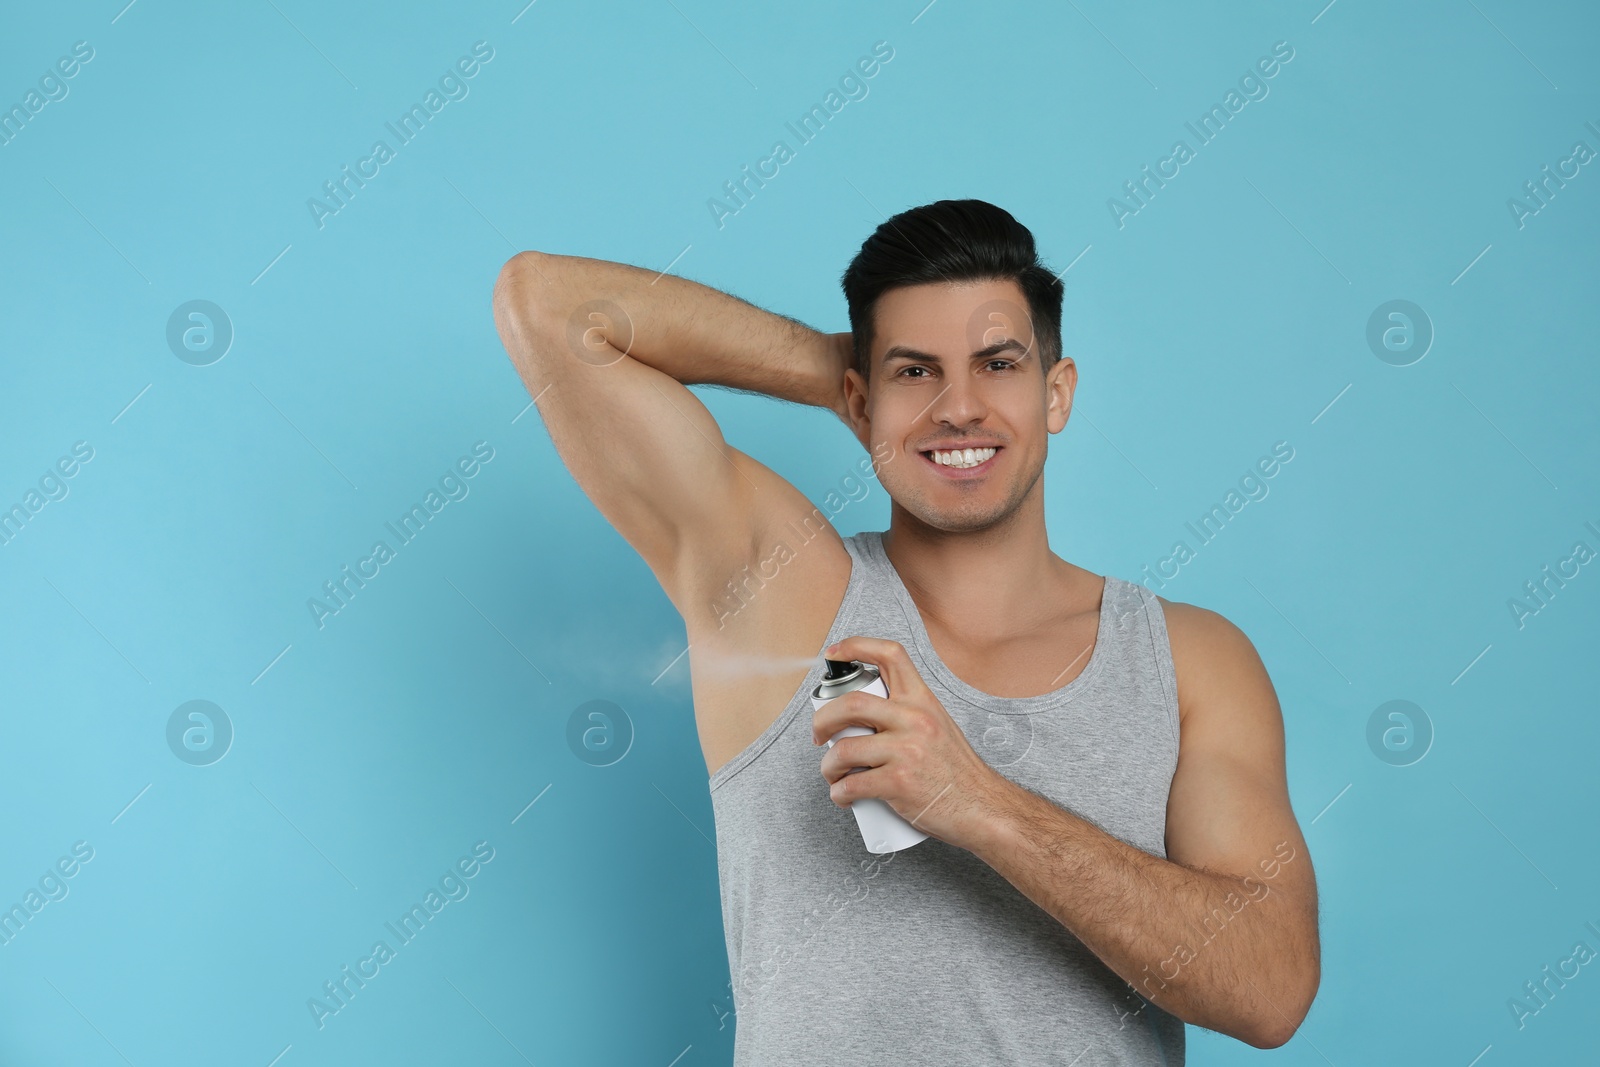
[811,687,894,747]
[818,732,891,785]
[829,764,890,808]
[821,636,929,703]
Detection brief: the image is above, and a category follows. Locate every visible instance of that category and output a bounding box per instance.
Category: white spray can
[811,658,930,855]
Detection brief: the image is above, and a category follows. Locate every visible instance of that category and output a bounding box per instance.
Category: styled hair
[840,199,1064,378]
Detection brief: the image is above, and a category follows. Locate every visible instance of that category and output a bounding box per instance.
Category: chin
[928,506,1016,532]
[879,453,1040,533]
[888,486,1018,533]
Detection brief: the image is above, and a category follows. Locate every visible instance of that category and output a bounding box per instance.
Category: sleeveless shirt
[708,529,1186,1066]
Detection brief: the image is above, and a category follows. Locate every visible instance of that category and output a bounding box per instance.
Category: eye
[986,358,1018,371]
[896,365,931,378]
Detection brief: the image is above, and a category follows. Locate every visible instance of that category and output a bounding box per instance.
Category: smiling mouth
[920,446,1000,472]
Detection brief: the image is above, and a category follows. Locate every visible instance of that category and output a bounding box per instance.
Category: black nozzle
[822,657,859,681]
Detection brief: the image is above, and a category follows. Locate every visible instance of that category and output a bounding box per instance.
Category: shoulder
[1152,595,1277,730]
[1154,594,1250,648]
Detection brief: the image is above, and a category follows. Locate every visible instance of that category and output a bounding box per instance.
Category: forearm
[968,777,1317,1048]
[498,250,849,414]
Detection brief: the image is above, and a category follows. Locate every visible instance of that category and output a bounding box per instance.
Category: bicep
[492,257,760,599]
[1162,602,1315,905]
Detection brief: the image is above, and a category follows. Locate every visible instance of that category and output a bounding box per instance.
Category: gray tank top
[709,529,1185,1065]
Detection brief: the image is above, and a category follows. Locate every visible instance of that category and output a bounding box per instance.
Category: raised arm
[490,251,851,610]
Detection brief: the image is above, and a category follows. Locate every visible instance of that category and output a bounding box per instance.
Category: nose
[925,372,989,430]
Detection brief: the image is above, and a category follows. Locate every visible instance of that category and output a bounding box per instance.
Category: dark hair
[840,199,1064,378]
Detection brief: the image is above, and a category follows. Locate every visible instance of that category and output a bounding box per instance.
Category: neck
[881,487,1067,640]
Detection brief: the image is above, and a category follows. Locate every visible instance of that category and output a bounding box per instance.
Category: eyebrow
[880,337,1033,367]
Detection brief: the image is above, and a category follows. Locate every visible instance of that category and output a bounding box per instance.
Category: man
[492,199,1320,1064]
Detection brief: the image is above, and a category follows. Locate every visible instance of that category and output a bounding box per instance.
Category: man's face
[843,278,1075,532]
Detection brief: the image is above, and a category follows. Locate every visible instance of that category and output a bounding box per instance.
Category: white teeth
[930,447,996,469]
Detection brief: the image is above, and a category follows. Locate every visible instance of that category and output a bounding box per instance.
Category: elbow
[497,248,549,283]
[1243,961,1320,1049]
[492,251,557,357]
[1246,1020,1295,1051]
[492,250,551,320]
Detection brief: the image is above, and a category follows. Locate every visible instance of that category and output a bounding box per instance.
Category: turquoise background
[2,0,1597,1063]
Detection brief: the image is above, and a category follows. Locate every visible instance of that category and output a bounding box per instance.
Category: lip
[919,445,1002,479]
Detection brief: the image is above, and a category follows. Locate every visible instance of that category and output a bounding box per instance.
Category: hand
[810,636,1015,852]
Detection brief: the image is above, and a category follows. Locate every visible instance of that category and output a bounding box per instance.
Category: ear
[1045,356,1076,434]
[842,365,873,449]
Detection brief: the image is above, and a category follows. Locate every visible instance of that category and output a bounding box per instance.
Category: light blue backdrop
[2,1,1596,1063]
